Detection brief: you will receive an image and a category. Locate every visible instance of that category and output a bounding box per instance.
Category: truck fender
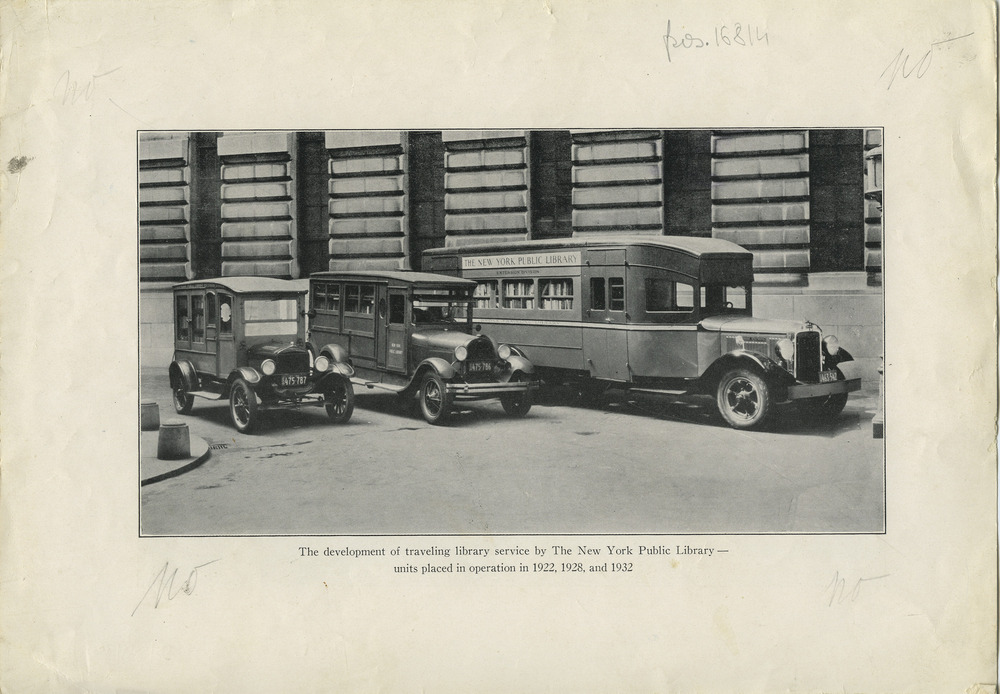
[834,358,861,382]
[415,358,457,382]
[505,354,535,377]
[699,350,793,393]
[328,361,354,378]
[228,366,262,386]
[319,343,351,365]
[169,360,200,391]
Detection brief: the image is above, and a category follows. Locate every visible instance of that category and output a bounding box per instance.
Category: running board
[626,387,688,396]
[353,379,405,394]
[189,390,225,401]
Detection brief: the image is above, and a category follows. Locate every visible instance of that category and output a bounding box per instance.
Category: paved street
[140,370,884,536]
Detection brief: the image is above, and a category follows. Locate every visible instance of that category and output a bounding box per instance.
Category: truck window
[646,278,695,313]
[590,278,606,311]
[192,294,205,343]
[389,294,406,324]
[539,278,573,310]
[609,277,625,311]
[345,284,360,313]
[474,281,499,309]
[502,279,535,309]
[244,298,298,336]
[175,295,189,341]
[360,285,375,314]
[219,295,232,334]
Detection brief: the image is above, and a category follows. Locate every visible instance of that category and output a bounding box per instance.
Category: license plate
[466,361,492,373]
[280,374,308,387]
[819,370,838,383]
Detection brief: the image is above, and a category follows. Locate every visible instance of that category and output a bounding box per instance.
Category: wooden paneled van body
[424,237,861,429]
[169,277,354,433]
[307,270,536,425]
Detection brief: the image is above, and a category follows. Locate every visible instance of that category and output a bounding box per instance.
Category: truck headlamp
[314,355,330,373]
[497,344,512,360]
[776,338,795,361]
[261,359,277,376]
[823,335,841,356]
[454,345,468,362]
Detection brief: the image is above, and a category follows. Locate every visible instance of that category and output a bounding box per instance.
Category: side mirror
[475,324,482,333]
[307,308,317,319]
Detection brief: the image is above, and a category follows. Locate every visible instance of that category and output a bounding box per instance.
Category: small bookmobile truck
[169,277,355,433]
[307,270,536,425]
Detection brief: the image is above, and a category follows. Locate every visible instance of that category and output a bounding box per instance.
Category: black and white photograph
[138,128,886,536]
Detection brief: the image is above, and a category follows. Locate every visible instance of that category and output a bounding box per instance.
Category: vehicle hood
[410,329,479,351]
[699,315,815,335]
[247,342,306,357]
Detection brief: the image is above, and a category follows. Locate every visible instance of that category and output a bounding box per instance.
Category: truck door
[375,285,388,369]
[386,290,407,373]
[583,251,629,382]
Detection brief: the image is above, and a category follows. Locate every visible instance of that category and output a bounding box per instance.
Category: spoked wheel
[229,378,260,434]
[419,372,453,425]
[172,386,194,414]
[324,378,355,424]
[501,376,532,417]
[716,368,772,430]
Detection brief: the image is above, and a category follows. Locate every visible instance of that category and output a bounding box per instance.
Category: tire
[802,392,849,420]
[419,372,453,425]
[229,378,260,434]
[324,377,355,424]
[800,368,849,421]
[716,368,772,430]
[172,385,193,414]
[577,380,608,408]
[501,376,532,417]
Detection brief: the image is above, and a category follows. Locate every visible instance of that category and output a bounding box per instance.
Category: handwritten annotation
[879,32,974,90]
[132,559,220,616]
[663,20,769,63]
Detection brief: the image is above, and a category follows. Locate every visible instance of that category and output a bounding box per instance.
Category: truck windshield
[701,284,751,317]
[244,298,299,336]
[412,297,471,325]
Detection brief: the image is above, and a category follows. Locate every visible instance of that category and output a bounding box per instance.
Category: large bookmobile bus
[423,236,861,429]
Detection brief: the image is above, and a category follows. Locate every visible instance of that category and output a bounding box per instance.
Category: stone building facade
[140,129,883,383]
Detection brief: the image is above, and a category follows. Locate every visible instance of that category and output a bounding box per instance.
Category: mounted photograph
[138,129,885,536]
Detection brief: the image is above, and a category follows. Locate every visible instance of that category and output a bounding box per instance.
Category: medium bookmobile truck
[422,236,861,430]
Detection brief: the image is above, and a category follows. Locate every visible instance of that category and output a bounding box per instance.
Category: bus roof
[424,235,752,259]
[310,269,476,288]
[172,277,308,294]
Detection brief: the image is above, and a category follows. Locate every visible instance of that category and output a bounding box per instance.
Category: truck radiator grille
[795,331,821,382]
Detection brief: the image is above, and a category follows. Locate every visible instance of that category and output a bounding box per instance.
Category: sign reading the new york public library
[461,251,582,270]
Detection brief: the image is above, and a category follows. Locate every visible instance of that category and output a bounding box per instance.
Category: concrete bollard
[872,357,885,439]
[157,419,191,460]
[140,400,160,431]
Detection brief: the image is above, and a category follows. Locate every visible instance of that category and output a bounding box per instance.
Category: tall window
[175,295,189,341]
[192,295,205,343]
[608,277,625,311]
[590,278,606,311]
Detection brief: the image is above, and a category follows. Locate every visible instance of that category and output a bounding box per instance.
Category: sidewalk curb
[140,432,211,486]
